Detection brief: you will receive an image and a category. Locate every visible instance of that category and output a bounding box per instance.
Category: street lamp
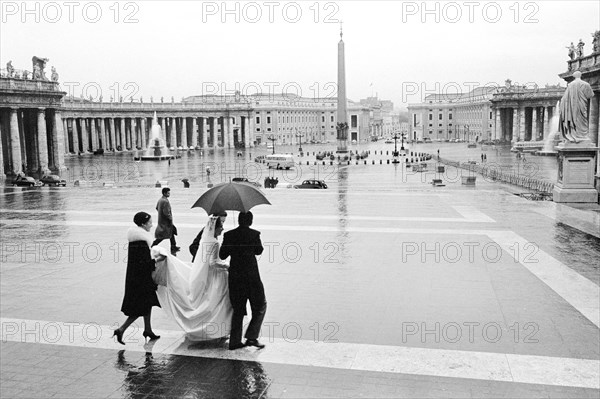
[391,132,401,163]
[267,135,276,155]
[295,129,304,153]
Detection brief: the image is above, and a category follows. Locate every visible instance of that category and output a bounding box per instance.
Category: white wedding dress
[151,217,233,340]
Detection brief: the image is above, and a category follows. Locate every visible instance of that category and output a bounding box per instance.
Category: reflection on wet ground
[115,350,270,398]
[48,141,560,188]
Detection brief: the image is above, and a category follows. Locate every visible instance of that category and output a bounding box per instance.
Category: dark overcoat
[121,227,160,317]
[155,196,173,240]
[219,226,264,311]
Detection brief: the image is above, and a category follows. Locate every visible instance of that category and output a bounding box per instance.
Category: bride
[152,215,232,340]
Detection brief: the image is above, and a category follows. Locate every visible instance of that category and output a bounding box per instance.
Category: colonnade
[0,107,66,175]
[60,114,253,154]
[493,105,559,142]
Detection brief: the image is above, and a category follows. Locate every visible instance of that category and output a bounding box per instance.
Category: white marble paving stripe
[1,220,502,233]
[0,317,598,389]
[487,230,600,328]
[0,206,495,224]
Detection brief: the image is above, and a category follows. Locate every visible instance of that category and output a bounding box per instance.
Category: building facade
[408,84,566,144]
[1,60,377,178]
[490,81,564,144]
[408,88,496,142]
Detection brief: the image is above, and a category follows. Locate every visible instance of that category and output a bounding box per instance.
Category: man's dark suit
[219,226,265,347]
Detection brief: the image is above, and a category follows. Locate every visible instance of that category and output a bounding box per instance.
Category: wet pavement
[1,144,599,398]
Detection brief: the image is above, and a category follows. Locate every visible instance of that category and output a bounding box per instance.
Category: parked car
[423,137,433,143]
[40,175,67,187]
[232,177,262,188]
[9,175,41,187]
[294,180,328,189]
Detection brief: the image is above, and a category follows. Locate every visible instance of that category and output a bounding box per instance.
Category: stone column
[589,95,599,146]
[53,111,66,171]
[164,118,171,148]
[88,118,97,151]
[191,117,198,148]
[542,106,549,140]
[181,117,188,149]
[495,109,502,140]
[109,118,116,151]
[119,118,125,150]
[519,107,526,141]
[210,117,217,148]
[532,108,538,141]
[131,118,137,149]
[228,116,235,149]
[140,117,147,149]
[37,109,50,173]
[81,118,89,152]
[63,119,69,154]
[98,118,106,149]
[71,119,79,153]
[201,117,208,148]
[244,116,250,148]
[10,109,22,175]
[223,117,229,147]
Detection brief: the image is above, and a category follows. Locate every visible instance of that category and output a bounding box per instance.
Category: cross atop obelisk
[336,22,349,154]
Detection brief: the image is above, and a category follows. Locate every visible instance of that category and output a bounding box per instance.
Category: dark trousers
[229,280,267,345]
[152,235,177,248]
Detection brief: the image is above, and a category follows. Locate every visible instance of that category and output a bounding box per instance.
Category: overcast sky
[1,1,598,109]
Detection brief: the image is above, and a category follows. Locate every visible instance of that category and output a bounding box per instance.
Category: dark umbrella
[191,182,271,215]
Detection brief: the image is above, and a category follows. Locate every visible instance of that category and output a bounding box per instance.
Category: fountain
[536,101,562,156]
[134,112,175,161]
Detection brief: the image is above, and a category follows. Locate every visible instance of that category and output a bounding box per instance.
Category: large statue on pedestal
[559,71,595,144]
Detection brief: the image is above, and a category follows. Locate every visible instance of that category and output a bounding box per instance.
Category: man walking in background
[153,187,180,255]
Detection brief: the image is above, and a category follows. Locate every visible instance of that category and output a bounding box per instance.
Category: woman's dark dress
[121,240,160,317]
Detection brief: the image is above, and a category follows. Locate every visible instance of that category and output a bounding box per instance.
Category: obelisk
[336,24,349,154]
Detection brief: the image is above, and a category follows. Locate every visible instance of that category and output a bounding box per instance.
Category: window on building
[267,116,271,124]
[256,128,260,131]
[429,123,432,127]
[449,114,452,120]
[330,115,334,122]
[438,124,442,127]
[322,116,325,123]
[439,114,442,120]
[489,111,493,119]
[429,114,432,121]
[351,115,357,128]
[267,128,271,132]
[256,116,260,124]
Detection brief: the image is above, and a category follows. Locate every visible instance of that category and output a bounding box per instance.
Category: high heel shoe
[143,331,161,342]
[113,329,125,345]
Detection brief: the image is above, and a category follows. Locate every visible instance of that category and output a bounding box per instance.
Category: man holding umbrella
[192,181,271,349]
[219,211,266,350]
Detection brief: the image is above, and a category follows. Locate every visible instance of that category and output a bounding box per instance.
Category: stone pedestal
[552,144,599,203]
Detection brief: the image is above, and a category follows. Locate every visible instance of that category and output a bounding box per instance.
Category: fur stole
[127,226,153,247]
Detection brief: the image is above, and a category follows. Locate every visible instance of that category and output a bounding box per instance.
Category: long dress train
[152,217,232,340]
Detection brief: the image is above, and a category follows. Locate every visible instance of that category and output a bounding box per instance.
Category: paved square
[1,159,599,398]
